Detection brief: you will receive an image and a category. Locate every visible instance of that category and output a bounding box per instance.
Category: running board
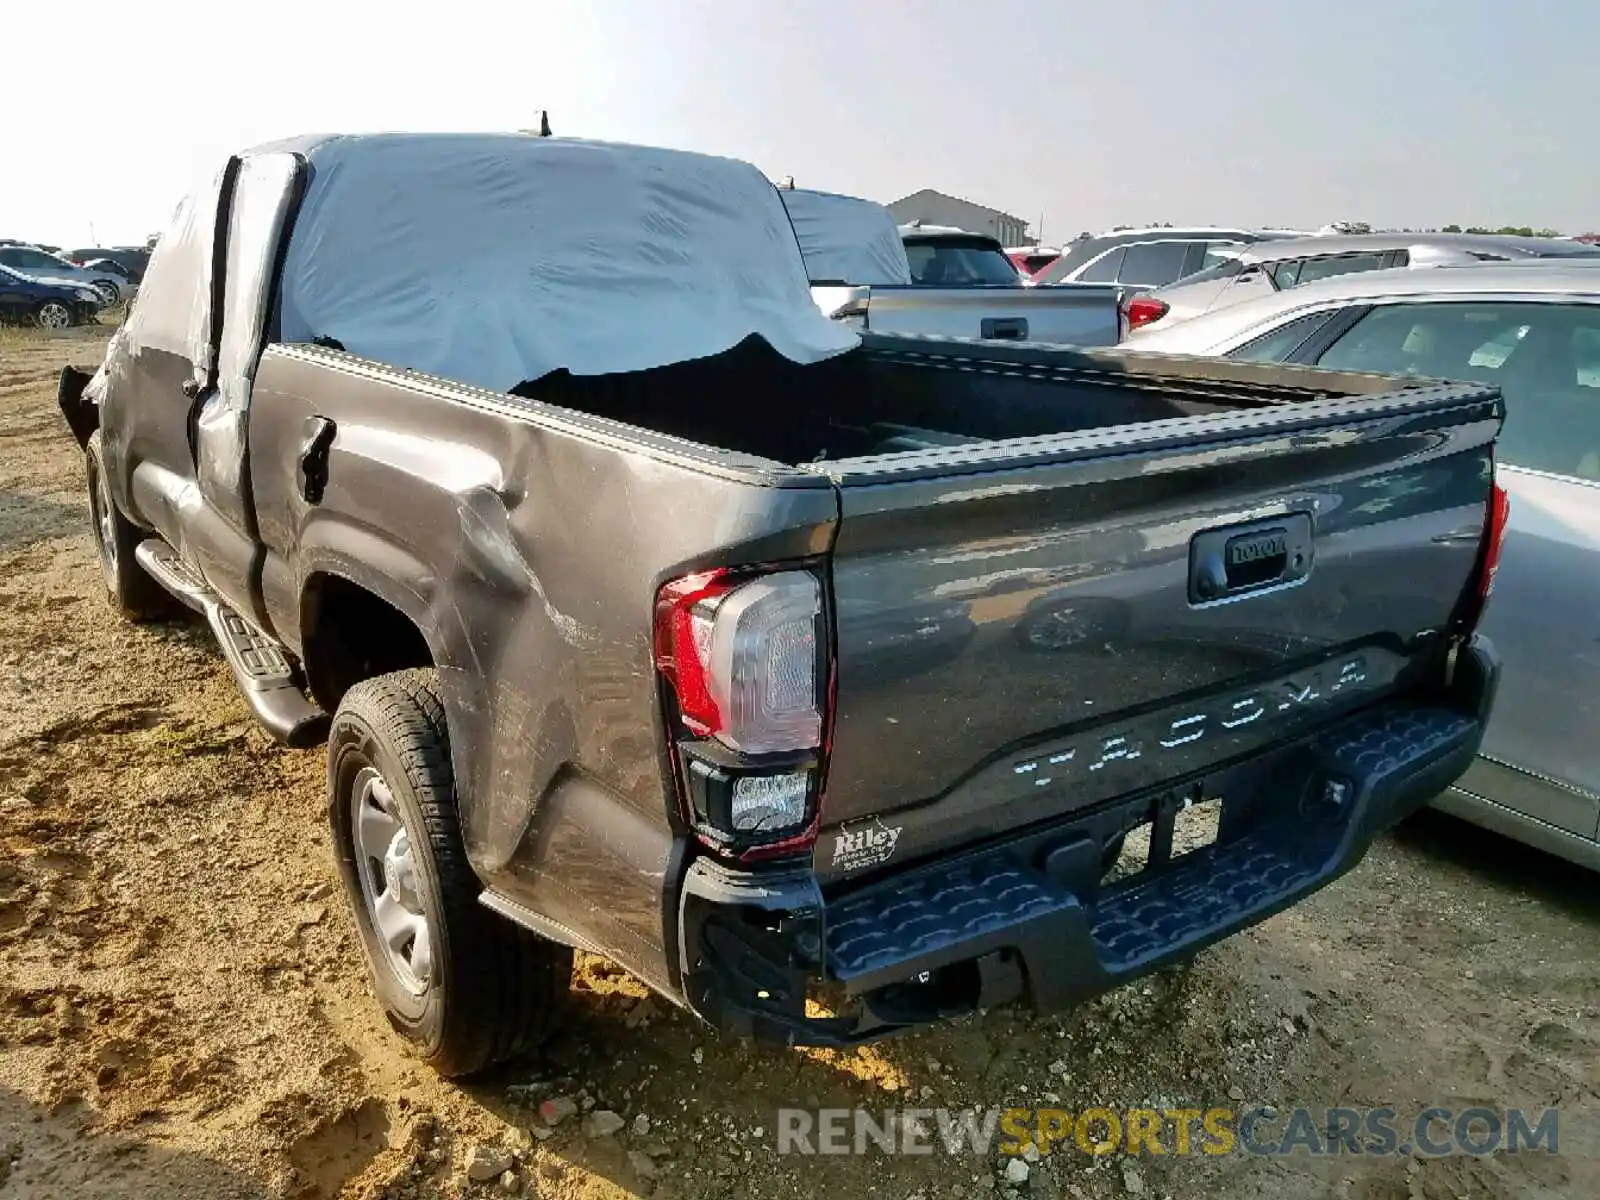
[134,540,330,748]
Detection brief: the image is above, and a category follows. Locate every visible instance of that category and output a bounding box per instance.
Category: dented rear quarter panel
[247,345,839,991]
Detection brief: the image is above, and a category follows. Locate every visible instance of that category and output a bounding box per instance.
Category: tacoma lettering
[1011,656,1372,786]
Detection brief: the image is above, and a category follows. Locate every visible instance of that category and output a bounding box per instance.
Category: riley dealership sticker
[831,820,903,872]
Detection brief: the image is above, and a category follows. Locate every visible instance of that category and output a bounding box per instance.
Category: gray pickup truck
[781,187,1123,346]
[60,132,1504,1075]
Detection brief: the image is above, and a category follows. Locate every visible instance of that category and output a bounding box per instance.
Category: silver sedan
[1125,262,1600,870]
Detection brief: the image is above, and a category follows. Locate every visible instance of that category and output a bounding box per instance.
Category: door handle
[297,416,337,505]
[181,378,201,399]
[982,317,1029,340]
[1190,513,1314,603]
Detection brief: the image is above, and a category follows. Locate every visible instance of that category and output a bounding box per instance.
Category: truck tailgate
[815,379,1501,882]
[861,283,1121,347]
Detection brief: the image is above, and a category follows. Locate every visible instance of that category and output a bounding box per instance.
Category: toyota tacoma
[58,132,1504,1075]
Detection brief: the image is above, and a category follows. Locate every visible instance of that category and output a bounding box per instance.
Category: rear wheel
[329,669,572,1076]
[34,300,74,330]
[84,431,181,621]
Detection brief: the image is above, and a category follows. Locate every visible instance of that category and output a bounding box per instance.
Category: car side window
[1269,259,1303,289]
[1225,310,1340,363]
[1197,240,1243,272]
[1034,241,1105,285]
[1172,255,1244,288]
[1117,241,1190,287]
[1077,246,1125,283]
[1294,252,1388,288]
[1316,301,1600,480]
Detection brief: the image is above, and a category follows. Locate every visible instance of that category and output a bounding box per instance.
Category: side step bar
[134,540,330,748]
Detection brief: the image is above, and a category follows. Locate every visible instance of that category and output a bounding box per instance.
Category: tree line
[1437,224,1563,237]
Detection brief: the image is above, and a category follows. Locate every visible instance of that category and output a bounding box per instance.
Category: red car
[1006,245,1061,280]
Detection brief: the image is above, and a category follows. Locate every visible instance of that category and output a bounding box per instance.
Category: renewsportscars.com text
[775,1105,1560,1158]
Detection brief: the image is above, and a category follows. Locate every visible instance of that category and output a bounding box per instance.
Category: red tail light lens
[1456,479,1510,633]
[1479,482,1511,604]
[1124,296,1170,332]
[653,570,736,737]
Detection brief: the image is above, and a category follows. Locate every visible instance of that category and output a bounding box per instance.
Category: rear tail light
[1458,477,1510,631]
[1123,295,1170,332]
[1478,482,1511,604]
[655,567,831,859]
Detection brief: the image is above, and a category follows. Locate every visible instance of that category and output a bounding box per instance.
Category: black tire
[33,299,75,330]
[84,430,182,621]
[329,669,572,1077]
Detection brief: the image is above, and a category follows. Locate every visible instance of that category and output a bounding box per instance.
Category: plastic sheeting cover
[278,134,859,392]
[197,152,301,526]
[122,163,230,374]
[779,188,912,286]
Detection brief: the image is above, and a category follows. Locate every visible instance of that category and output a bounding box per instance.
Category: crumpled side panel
[277,134,860,392]
[196,153,300,527]
[779,187,913,286]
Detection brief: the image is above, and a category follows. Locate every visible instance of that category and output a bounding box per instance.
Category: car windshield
[903,238,1021,286]
[4,248,71,270]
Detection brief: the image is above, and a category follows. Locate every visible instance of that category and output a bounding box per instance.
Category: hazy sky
[8,0,1598,248]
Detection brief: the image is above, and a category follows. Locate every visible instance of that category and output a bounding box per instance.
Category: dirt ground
[1,325,1596,1200]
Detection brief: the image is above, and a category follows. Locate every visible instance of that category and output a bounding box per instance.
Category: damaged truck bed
[58,132,1504,1072]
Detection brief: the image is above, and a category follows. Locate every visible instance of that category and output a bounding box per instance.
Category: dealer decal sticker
[831,819,903,872]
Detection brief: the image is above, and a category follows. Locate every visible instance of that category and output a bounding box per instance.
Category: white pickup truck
[781,188,1123,346]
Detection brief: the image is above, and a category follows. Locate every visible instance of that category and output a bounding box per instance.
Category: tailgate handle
[981,317,1028,340]
[1190,513,1314,603]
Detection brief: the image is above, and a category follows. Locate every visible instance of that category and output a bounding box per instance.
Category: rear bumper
[677,636,1499,1046]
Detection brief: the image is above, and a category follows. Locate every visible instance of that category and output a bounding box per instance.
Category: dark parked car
[68,246,151,283]
[77,258,138,303]
[0,245,121,304]
[60,132,1503,1075]
[0,265,102,328]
